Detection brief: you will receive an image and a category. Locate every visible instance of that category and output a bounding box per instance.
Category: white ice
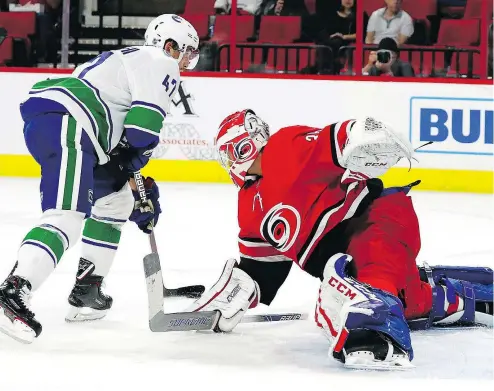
[0,178,492,390]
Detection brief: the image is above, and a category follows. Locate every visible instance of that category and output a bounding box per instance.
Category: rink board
[0,70,492,193]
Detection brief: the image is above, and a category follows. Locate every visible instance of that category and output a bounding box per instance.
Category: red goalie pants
[346,192,433,320]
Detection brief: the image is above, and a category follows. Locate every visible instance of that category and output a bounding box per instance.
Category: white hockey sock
[80,217,123,277]
[15,210,84,291]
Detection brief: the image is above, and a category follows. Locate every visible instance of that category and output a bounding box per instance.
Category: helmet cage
[216,110,270,187]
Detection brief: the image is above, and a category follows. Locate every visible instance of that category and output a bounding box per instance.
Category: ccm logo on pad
[328,277,357,300]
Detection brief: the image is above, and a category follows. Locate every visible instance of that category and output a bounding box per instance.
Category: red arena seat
[267,45,314,73]
[403,0,437,20]
[437,19,480,46]
[211,15,255,43]
[258,16,302,43]
[219,47,263,72]
[463,0,494,19]
[0,11,36,38]
[184,0,216,15]
[449,50,481,77]
[182,14,210,40]
[404,48,446,76]
[362,0,387,17]
[0,36,13,65]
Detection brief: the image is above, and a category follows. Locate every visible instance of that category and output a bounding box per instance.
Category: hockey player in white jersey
[0,14,199,343]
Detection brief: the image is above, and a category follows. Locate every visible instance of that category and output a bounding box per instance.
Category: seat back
[184,0,216,15]
[211,15,255,43]
[0,11,36,38]
[362,0,386,17]
[183,14,210,40]
[437,19,479,46]
[258,16,301,43]
[463,0,494,19]
[403,0,437,20]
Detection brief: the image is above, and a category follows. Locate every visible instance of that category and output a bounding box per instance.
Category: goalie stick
[143,251,308,332]
[133,171,205,299]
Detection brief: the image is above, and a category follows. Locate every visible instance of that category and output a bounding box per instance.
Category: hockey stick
[143,251,308,332]
[134,171,205,299]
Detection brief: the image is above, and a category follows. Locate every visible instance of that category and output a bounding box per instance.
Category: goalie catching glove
[187,259,260,332]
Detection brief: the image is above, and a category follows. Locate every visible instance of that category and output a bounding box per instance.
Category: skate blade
[0,308,36,344]
[65,306,108,323]
[343,354,414,371]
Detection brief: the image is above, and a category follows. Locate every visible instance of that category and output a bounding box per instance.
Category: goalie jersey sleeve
[122,49,181,172]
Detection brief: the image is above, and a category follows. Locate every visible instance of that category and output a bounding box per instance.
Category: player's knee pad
[39,209,86,250]
[91,183,134,226]
[315,253,413,361]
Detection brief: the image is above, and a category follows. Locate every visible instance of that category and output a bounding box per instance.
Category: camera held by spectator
[363,37,414,77]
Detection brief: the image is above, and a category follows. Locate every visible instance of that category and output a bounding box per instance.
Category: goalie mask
[215,110,270,188]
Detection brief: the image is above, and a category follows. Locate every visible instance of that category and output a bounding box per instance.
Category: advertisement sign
[410,96,493,156]
[0,71,492,192]
[152,80,216,161]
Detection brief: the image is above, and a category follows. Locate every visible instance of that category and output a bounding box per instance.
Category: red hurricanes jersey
[238,120,371,269]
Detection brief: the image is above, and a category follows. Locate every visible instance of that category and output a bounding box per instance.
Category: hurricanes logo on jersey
[260,203,301,252]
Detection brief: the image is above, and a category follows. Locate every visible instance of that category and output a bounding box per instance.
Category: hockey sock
[15,210,84,291]
[80,217,123,277]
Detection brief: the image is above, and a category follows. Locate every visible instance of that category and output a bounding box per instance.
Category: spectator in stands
[362,37,414,77]
[272,0,309,16]
[315,0,356,74]
[214,0,262,15]
[36,0,62,63]
[437,0,466,6]
[365,0,414,45]
[0,0,15,11]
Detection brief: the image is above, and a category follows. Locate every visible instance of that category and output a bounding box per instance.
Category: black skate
[0,275,42,344]
[333,330,413,370]
[65,258,113,322]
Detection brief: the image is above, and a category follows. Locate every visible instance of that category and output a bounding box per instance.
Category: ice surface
[0,178,492,390]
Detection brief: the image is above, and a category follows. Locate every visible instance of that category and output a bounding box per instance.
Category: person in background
[315,0,356,74]
[36,0,63,64]
[1,0,17,11]
[365,0,413,45]
[437,0,466,6]
[362,37,414,77]
[214,0,263,15]
[272,0,309,16]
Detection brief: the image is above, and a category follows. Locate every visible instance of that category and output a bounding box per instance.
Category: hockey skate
[0,275,42,344]
[333,330,413,371]
[65,258,113,322]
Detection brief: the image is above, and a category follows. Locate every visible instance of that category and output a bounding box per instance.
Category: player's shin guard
[14,210,84,291]
[315,253,413,370]
[66,218,122,322]
[408,264,493,330]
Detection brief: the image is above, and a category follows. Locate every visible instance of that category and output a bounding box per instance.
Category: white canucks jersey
[27,46,180,164]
